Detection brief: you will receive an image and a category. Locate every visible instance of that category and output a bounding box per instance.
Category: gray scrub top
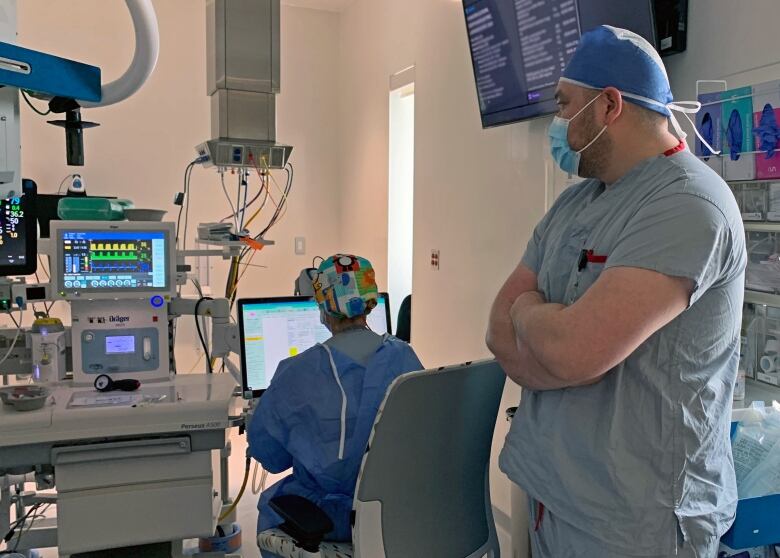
[499,150,746,555]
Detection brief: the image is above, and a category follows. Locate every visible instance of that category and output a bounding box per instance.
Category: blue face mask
[548,93,608,175]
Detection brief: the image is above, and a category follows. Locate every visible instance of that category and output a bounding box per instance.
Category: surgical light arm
[0,0,159,168]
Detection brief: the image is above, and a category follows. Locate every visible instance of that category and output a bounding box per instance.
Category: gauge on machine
[94,374,112,392]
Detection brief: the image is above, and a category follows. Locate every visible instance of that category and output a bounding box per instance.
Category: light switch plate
[295,237,306,255]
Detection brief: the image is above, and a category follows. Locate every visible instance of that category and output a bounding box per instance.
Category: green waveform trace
[90,252,139,261]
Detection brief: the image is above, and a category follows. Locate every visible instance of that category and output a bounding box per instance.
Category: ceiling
[282,0,357,12]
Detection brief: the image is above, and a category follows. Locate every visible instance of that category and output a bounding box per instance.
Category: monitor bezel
[49,221,176,301]
[0,179,38,277]
[237,293,392,398]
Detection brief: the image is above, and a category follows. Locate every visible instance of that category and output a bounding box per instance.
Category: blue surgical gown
[248,336,423,541]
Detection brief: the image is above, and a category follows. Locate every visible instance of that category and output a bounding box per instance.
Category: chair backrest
[353,359,506,558]
[395,295,411,342]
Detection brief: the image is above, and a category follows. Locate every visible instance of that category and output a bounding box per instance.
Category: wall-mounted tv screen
[463,0,657,127]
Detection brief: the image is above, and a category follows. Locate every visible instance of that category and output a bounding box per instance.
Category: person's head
[311,254,378,334]
[550,26,679,183]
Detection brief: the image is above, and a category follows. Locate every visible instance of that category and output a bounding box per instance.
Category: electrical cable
[194,297,213,374]
[246,160,280,229]
[251,461,270,495]
[37,256,50,281]
[238,262,267,270]
[219,162,285,314]
[0,309,24,368]
[220,172,238,232]
[36,256,55,314]
[261,169,289,234]
[243,173,274,231]
[191,277,204,298]
[3,502,42,551]
[235,171,245,232]
[57,174,76,194]
[13,503,50,551]
[188,353,204,373]
[239,170,249,232]
[2,504,36,542]
[236,171,243,230]
[220,186,264,224]
[219,456,251,522]
[20,90,51,116]
[258,162,293,238]
[176,160,197,250]
[182,162,196,252]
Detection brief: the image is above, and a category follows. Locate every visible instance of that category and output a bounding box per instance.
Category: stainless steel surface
[745,290,780,307]
[742,377,780,406]
[196,139,292,169]
[744,222,780,233]
[202,0,291,163]
[210,89,276,142]
[207,0,280,95]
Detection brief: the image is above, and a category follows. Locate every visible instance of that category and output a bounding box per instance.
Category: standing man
[486,26,746,557]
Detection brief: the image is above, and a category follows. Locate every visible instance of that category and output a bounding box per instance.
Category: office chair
[395,295,411,343]
[257,359,506,558]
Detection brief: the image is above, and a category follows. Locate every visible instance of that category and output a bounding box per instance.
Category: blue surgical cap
[561,25,673,117]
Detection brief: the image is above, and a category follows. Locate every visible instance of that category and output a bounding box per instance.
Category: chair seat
[257,528,354,558]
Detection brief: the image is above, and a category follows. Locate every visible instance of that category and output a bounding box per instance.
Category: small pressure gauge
[94,374,112,392]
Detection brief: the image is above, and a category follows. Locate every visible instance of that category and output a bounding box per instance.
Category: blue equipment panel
[0,41,101,102]
[723,420,780,547]
[80,327,160,375]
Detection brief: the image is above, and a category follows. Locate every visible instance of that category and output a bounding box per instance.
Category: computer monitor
[49,221,176,300]
[238,293,392,397]
[0,179,37,277]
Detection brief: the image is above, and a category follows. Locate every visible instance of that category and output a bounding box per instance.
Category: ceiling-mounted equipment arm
[80,0,159,108]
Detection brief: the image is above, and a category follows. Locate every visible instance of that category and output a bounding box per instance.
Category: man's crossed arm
[486,263,692,390]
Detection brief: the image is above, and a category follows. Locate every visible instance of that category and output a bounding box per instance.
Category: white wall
[666,0,780,101]
[387,86,414,325]
[16,0,343,371]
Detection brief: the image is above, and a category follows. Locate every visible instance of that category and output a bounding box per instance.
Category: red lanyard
[663,140,686,157]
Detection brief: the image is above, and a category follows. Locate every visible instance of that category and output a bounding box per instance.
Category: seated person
[248,254,423,551]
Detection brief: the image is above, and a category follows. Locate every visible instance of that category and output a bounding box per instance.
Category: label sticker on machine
[67,386,174,408]
[68,393,144,408]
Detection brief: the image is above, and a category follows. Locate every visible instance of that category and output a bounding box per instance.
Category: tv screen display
[463,0,657,127]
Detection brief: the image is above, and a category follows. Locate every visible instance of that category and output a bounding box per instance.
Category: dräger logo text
[109,315,130,323]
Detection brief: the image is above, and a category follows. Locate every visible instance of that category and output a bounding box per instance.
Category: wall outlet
[294,237,306,255]
[431,249,440,270]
